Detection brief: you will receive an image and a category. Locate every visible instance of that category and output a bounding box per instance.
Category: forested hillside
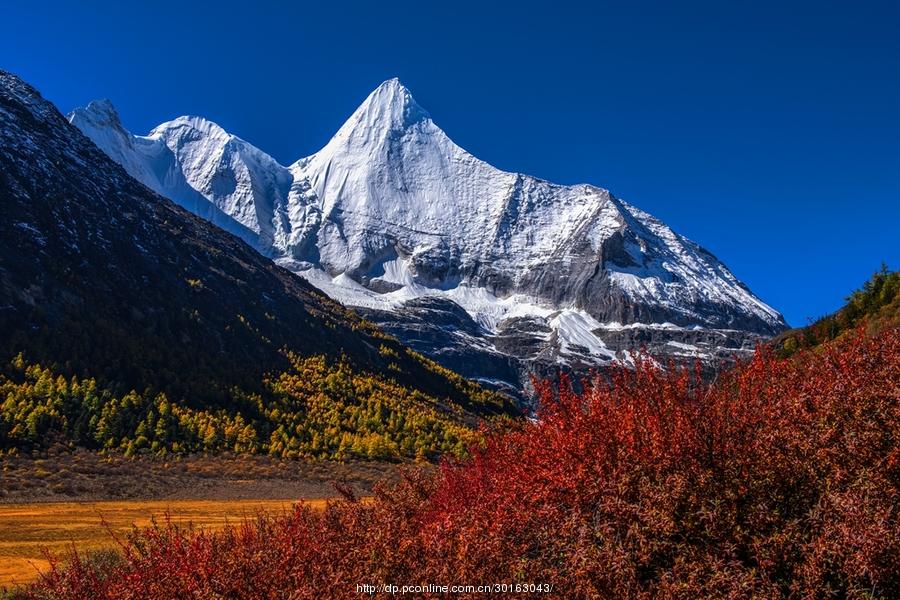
[774,265,899,356]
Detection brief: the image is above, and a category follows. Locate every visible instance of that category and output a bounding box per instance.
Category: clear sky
[3,0,898,326]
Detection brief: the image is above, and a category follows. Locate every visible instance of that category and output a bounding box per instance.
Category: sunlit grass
[0,498,327,587]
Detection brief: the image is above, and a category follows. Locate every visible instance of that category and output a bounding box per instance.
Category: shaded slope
[0,70,509,457]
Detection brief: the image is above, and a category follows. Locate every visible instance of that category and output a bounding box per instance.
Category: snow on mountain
[68,102,292,253]
[285,79,783,334]
[70,79,787,390]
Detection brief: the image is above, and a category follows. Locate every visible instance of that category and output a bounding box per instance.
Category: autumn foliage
[25,328,900,599]
[0,348,501,461]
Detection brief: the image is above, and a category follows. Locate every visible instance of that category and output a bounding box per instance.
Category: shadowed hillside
[0,70,512,461]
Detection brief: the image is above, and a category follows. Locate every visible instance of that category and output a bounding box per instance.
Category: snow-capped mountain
[70,78,787,393]
[69,100,292,253]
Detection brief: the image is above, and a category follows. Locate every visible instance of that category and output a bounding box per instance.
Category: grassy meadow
[0,498,318,587]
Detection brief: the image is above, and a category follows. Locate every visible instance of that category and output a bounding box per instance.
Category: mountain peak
[67,99,143,165]
[346,77,430,133]
[68,98,125,131]
[149,115,232,142]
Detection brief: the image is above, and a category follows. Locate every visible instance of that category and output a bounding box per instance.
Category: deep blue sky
[3,0,898,326]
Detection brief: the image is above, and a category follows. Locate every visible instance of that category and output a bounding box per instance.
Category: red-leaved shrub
[25,328,900,599]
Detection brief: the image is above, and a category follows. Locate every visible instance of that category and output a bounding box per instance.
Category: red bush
[26,328,900,599]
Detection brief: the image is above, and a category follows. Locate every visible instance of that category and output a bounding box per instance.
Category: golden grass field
[0,498,326,588]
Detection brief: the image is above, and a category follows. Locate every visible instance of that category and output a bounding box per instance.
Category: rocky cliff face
[70,78,786,394]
